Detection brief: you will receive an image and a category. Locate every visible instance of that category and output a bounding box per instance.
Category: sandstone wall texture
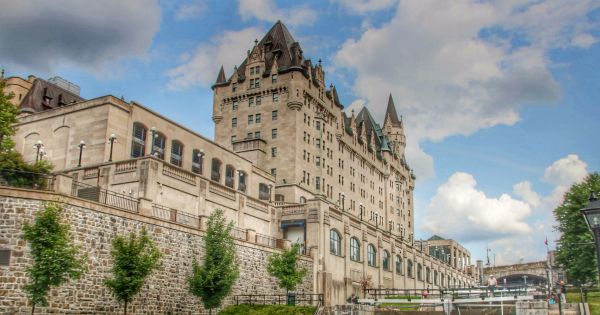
[0,192,313,314]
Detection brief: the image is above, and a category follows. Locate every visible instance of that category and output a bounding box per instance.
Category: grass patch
[218,304,316,315]
[383,295,422,300]
[566,289,600,315]
[379,303,420,310]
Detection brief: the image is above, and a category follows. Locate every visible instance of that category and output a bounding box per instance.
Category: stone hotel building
[3,21,478,305]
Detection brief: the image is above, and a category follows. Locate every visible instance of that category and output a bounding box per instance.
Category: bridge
[483,261,551,287]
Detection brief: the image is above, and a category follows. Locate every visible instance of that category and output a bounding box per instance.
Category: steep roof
[231,20,306,82]
[20,78,85,113]
[384,94,402,127]
[428,235,446,241]
[213,65,226,87]
[355,106,391,152]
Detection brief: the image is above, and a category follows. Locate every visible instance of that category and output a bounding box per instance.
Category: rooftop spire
[214,65,226,85]
[384,93,402,127]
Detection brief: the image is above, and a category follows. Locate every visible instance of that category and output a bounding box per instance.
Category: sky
[1,0,599,266]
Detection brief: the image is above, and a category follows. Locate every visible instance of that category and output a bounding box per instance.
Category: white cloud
[513,181,541,208]
[572,34,597,48]
[174,2,206,21]
[0,0,161,74]
[333,0,598,179]
[237,0,316,26]
[331,0,398,14]
[542,154,589,187]
[423,172,532,242]
[167,27,264,89]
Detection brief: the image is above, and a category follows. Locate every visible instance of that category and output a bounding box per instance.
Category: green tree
[105,228,162,315]
[188,209,239,315]
[267,243,307,294]
[554,172,600,285]
[22,203,86,314]
[0,78,19,152]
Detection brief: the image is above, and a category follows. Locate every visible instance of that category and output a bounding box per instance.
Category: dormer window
[232,83,238,92]
[272,74,277,83]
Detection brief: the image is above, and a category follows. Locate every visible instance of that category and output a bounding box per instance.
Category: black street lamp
[33,140,44,162]
[77,140,85,167]
[107,134,117,162]
[581,193,600,280]
[359,202,364,220]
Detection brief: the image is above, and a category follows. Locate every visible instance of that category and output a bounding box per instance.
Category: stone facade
[0,188,313,314]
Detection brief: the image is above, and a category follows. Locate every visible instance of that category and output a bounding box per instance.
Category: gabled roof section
[384,94,402,127]
[233,20,306,81]
[428,235,446,241]
[355,106,391,152]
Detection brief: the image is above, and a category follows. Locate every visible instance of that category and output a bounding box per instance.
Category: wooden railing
[162,163,196,185]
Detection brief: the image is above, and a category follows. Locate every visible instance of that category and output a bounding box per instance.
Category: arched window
[434,270,438,285]
[426,266,431,283]
[367,244,376,267]
[225,165,235,188]
[170,140,183,167]
[211,158,222,182]
[395,255,403,274]
[237,170,247,193]
[330,229,341,256]
[299,196,307,204]
[417,263,423,281]
[151,131,166,160]
[382,250,390,270]
[349,237,360,261]
[407,259,413,278]
[131,122,146,158]
[258,183,270,200]
[441,273,445,287]
[192,149,203,174]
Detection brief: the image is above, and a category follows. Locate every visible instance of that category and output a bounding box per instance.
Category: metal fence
[71,181,139,212]
[233,293,324,308]
[0,168,54,191]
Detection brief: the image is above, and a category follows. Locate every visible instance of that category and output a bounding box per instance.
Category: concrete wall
[0,189,313,314]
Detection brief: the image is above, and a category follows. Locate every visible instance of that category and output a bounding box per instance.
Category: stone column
[53,173,74,195]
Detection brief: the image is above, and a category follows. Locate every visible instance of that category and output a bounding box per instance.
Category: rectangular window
[272,110,278,120]
[255,113,261,123]
[272,74,277,83]
[233,100,239,110]
[249,79,255,89]
[249,97,254,107]
[232,83,237,92]
[316,156,320,167]
[247,132,252,139]
[256,96,262,105]
[316,139,321,149]
[232,117,237,128]
[254,131,261,139]
[273,92,279,102]
[316,121,321,130]
[255,78,260,88]
[271,147,277,157]
[231,135,236,142]
[248,114,253,124]
[250,67,254,75]
[255,66,260,74]
[316,176,321,190]
[271,168,277,176]
[271,129,277,139]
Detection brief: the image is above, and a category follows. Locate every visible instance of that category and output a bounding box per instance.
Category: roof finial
[318,58,322,65]
[254,38,258,46]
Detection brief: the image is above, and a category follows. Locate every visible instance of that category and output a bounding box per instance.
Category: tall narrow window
[152,132,166,160]
[272,74,278,83]
[192,149,203,174]
[368,244,377,267]
[211,158,222,182]
[426,267,431,283]
[256,96,262,105]
[248,115,253,125]
[238,170,247,193]
[271,129,277,139]
[258,183,270,200]
[233,100,239,110]
[350,237,360,261]
[249,97,254,107]
[271,147,277,157]
[383,250,390,271]
[232,117,237,128]
[272,110,278,120]
[170,140,183,167]
[225,165,235,188]
[417,263,423,281]
[330,229,341,256]
[232,83,237,92]
[407,259,413,278]
[396,255,403,274]
[255,113,261,123]
[131,122,146,158]
[273,92,279,102]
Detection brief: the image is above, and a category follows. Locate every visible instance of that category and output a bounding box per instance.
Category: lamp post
[236,168,243,191]
[340,192,345,212]
[149,127,157,156]
[77,140,85,167]
[581,192,600,280]
[359,203,363,220]
[33,140,43,162]
[107,134,117,162]
[268,184,273,203]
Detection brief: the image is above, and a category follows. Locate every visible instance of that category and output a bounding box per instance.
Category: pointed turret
[384,94,402,127]
[212,66,227,89]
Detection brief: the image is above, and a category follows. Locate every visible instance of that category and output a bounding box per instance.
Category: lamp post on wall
[149,127,157,156]
[581,192,600,280]
[33,140,44,162]
[359,202,363,220]
[77,140,85,167]
[340,192,345,212]
[107,134,117,162]
[268,184,273,203]
[236,167,244,192]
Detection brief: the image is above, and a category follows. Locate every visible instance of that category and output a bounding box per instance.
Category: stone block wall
[0,191,313,314]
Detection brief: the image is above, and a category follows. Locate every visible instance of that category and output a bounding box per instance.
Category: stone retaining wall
[0,189,314,314]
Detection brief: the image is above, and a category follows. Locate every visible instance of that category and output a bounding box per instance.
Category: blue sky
[2,0,599,265]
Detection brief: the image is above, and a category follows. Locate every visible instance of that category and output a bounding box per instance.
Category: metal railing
[71,181,139,213]
[0,169,54,191]
[234,293,324,307]
[366,285,534,301]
